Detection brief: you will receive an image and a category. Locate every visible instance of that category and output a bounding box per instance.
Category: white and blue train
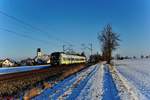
[51,52,86,65]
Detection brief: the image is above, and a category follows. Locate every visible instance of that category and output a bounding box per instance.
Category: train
[51,52,86,65]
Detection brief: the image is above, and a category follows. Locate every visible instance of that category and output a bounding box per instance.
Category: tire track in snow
[33,64,98,100]
[76,64,104,100]
[59,64,99,99]
[102,65,120,100]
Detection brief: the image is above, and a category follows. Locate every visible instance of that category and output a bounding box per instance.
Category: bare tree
[98,24,120,64]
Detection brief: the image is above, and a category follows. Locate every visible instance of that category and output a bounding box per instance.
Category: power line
[81,43,93,55]
[0,10,87,54]
[0,10,72,45]
[0,27,56,45]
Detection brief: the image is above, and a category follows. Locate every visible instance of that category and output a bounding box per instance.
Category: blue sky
[0,0,150,60]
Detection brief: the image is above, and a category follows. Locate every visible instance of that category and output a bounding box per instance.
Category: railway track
[0,64,87,98]
[0,64,88,81]
[0,67,52,81]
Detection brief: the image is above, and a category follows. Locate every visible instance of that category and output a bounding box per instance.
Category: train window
[63,58,65,61]
[67,58,69,61]
[71,58,74,60]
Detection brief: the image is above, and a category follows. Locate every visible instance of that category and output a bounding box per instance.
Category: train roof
[51,52,85,57]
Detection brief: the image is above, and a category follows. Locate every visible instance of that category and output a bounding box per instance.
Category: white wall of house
[2,59,14,67]
[47,59,51,64]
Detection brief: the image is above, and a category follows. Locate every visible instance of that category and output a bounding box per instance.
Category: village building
[1,59,16,67]
[34,48,51,65]
[20,58,35,66]
[35,54,51,65]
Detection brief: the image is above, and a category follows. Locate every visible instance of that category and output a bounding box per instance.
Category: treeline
[115,54,150,60]
[88,53,150,64]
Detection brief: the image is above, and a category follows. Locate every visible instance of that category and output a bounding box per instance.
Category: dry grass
[0,64,87,99]
[23,88,42,100]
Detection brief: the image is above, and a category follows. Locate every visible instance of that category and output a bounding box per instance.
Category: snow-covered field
[114,59,150,100]
[32,59,150,100]
[33,64,102,100]
[33,63,133,100]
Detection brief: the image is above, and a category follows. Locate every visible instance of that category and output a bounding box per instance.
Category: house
[20,58,35,66]
[2,59,16,67]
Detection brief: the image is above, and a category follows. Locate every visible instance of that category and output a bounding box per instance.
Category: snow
[0,65,50,75]
[32,59,150,100]
[102,64,120,100]
[109,64,142,100]
[76,64,104,100]
[33,64,99,100]
[114,59,150,100]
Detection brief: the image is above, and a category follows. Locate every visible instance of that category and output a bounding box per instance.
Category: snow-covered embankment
[109,64,145,100]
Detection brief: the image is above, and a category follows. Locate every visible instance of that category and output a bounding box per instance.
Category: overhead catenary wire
[0,10,72,45]
[0,10,91,54]
[0,27,57,45]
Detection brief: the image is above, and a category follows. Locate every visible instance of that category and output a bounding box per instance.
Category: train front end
[51,52,61,65]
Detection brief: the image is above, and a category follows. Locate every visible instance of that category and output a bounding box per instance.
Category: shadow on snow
[102,65,120,100]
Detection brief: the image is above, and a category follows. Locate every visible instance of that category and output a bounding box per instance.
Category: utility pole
[89,43,92,56]
[63,45,66,52]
